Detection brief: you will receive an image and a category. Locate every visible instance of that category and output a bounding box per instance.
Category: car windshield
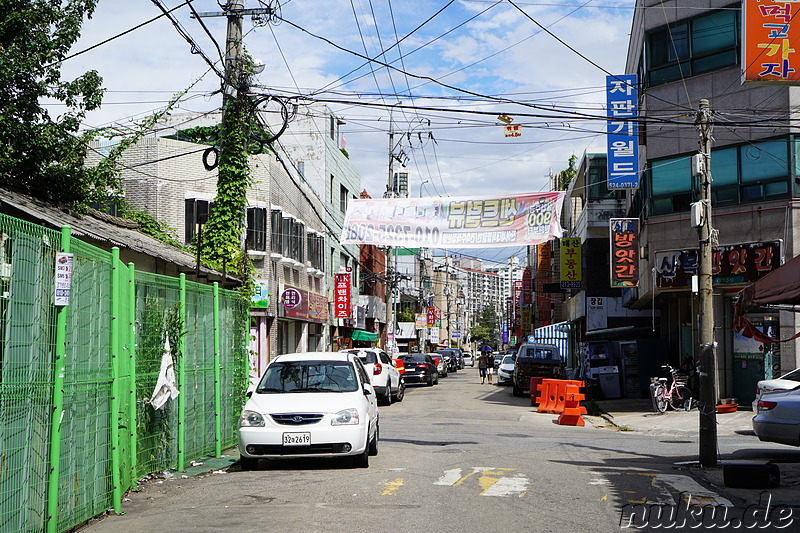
[502,355,514,365]
[401,354,427,363]
[518,347,559,361]
[256,361,358,393]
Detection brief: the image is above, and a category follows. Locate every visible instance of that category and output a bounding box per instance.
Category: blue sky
[57,0,635,264]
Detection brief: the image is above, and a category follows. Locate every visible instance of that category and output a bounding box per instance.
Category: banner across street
[339,192,565,248]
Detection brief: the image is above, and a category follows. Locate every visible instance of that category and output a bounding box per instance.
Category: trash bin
[597,366,621,399]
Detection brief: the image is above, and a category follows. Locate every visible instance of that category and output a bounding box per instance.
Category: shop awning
[734,253,800,343]
[352,329,378,342]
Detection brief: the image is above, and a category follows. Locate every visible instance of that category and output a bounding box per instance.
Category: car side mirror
[363,384,373,396]
[245,390,253,398]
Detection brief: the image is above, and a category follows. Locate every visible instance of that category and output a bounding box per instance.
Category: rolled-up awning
[351,329,378,342]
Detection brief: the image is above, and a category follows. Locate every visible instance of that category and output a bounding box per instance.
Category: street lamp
[419,180,429,197]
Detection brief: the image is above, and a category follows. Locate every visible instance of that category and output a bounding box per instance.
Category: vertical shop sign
[334,272,351,318]
[427,306,437,327]
[560,238,582,288]
[606,74,639,188]
[743,0,800,83]
[610,218,639,287]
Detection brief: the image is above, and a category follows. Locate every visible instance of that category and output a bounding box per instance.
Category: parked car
[462,352,474,367]
[752,386,800,446]
[512,343,565,397]
[752,368,800,411]
[497,355,515,385]
[399,353,440,386]
[342,348,404,405]
[431,355,448,378]
[238,351,379,469]
[437,349,461,372]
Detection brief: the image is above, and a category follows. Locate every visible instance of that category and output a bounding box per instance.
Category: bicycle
[651,364,694,413]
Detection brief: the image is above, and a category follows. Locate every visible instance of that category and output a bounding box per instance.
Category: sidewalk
[588,398,800,510]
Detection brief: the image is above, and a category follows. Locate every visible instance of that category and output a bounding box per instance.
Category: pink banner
[339,192,565,248]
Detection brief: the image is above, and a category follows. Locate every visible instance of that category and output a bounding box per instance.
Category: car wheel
[353,434,370,468]
[426,376,434,386]
[379,384,392,406]
[434,374,439,385]
[239,455,259,471]
[512,385,522,397]
[368,424,379,456]
[393,381,405,402]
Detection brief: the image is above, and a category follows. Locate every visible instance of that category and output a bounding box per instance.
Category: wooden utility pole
[697,98,718,468]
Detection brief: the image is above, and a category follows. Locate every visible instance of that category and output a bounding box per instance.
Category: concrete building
[91,135,329,378]
[623,0,800,404]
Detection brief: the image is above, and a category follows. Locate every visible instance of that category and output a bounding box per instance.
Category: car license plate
[283,432,311,446]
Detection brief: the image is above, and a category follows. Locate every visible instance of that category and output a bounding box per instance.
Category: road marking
[434,468,463,486]
[481,474,529,497]
[434,467,527,497]
[655,474,732,507]
[380,478,404,496]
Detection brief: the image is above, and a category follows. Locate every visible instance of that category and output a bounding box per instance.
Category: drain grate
[660,440,694,444]
[498,433,532,438]
[382,438,477,446]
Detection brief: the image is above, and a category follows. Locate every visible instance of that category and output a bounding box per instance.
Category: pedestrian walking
[477,345,495,385]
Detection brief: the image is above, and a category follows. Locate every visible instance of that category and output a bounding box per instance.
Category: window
[646,9,738,86]
[246,207,268,251]
[185,199,212,244]
[281,217,292,257]
[587,157,614,200]
[307,232,324,270]
[271,209,282,252]
[648,137,791,214]
[290,221,304,262]
[298,161,305,180]
[340,184,349,213]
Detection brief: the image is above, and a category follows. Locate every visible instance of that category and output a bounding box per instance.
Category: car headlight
[240,410,265,427]
[331,408,360,426]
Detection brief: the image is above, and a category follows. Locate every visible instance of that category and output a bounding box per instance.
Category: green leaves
[0,0,104,205]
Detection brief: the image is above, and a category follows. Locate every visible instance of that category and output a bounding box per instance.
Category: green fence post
[213,283,222,457]
[128,263,137,485]
[177,273,186,471]
[109,248,122,513]
[46,226,70,533]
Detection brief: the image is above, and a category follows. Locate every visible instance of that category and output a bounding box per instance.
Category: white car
[753,386,800,447]
[752,368,800,411]
[238,351,379,469]
[343,348,404,405]
[462,352,474,367]
[497,355,515,385]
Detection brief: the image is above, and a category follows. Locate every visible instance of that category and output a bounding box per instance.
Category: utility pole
[696,98,718,468]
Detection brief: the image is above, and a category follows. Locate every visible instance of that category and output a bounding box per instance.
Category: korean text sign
[610,218,639,288]
[606,74,639,188]
[334,273,351,318]
[559,237,582,288]
[655,241,781,288]
[743,0,800,83]
[339,192,565,248]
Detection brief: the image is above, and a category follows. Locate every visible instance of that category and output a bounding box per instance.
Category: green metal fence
[0,214,249,533]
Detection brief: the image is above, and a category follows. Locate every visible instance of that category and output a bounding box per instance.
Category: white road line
[434,468,463,486]
[482,475,529,497]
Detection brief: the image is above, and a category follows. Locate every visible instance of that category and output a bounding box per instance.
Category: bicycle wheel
[670,386,693,411]
[653,384,668,413]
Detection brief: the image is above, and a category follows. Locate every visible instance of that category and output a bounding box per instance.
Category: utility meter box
[690,201,704,227]
[692,153,705,177]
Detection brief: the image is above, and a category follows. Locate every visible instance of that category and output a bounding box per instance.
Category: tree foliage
[558,154,578,191]
[0,0,111,205]
[469,305,500,347]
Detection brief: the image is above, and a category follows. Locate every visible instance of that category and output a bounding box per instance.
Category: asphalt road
[77,367,797,532]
